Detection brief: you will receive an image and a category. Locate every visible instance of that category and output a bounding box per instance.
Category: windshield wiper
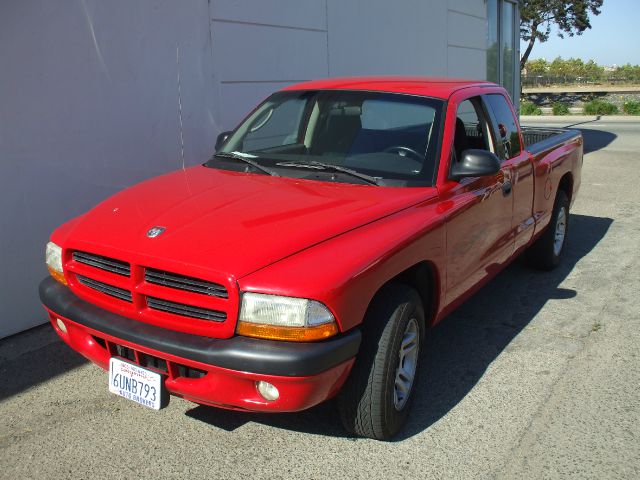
[275,161,381,186]
[214,152,279,177]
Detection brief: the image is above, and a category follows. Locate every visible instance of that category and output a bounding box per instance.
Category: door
[483,93,535,254]
[444,96,514,305]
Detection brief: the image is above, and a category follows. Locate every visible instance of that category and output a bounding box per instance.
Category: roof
[281,76,495,99]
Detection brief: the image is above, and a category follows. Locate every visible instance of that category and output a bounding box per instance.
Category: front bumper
[39,277,360,412]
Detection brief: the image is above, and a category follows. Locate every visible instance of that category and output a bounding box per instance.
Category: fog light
[256,381,279,401]
[56,318,67,334]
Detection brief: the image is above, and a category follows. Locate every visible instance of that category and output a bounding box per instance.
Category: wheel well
[558,172,574,204]
[386,262,438,327]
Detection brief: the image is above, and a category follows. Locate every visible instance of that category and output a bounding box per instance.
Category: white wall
[212,0,488,129]
[0,0,489,338]
[0,0,217,338]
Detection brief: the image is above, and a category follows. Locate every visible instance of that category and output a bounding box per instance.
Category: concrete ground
[1,117,639,479]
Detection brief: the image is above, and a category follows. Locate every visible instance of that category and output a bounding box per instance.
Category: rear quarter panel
[529,134,583,239]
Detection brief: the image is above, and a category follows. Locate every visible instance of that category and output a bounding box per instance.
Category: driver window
[453,98,494,163]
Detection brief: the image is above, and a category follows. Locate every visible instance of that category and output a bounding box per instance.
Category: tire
[527,190,570,270]
[337,284,425,440]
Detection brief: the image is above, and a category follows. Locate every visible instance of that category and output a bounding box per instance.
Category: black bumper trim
[39,277,361,377]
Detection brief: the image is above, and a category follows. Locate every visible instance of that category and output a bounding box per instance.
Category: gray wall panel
[211,21,328,82]
[212,0,327,30]
[327,0,448,77]
[447,46,487,78]
[447,10,487,50]
[0,0,216,337]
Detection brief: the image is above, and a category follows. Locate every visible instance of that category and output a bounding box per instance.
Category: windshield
[206,90,444,187]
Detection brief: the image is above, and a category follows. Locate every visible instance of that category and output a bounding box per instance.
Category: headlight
[237,293,338,342]
[45,241,67,285]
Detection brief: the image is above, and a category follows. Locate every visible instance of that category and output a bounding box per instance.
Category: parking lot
[1,116,638,480]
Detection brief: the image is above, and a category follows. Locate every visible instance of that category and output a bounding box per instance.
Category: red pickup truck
[40,77,582,439]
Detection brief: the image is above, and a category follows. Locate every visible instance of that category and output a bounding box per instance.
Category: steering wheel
[383,145,424,161]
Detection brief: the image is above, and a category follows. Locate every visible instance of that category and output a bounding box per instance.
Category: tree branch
[520,36,537,72]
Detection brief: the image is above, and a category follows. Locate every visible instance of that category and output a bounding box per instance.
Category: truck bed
[520,126,582,155]
[461,124,581,157]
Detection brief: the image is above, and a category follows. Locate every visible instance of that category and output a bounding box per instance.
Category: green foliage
[521,100,543,116]
[520,1,604,70]
[549,56,572,76]
[583,59,603,80]
[583,100,619,115]
[609,64,640,82]
[541,56,605,79]
[521,1,604,43]
[552,102,570,115]
[525,58,548,75]
[522,57,640,85]
[623,101,640,115]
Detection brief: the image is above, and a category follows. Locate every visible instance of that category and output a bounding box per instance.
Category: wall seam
[446,8,486,20]
[447,44,487,52]
[325,0,330,77]
[211,18,327,33]
[207,0,222,135]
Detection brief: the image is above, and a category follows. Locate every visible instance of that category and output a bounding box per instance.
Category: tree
[520,1,604,72]
[548,57,567,76]
[583,59,603,80]
[525,58,548,75]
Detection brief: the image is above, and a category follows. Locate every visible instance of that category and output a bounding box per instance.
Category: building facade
[0,0,519,338]
[486,0,521,103]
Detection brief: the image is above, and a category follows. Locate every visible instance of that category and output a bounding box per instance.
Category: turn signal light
[47,265,68,286]
[236,321,338,342]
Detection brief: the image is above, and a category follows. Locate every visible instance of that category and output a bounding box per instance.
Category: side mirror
[215,131,232,151]
[450,149,501,181]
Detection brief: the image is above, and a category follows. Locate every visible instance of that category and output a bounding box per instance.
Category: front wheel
[337,284,425,440]
[527,190,570,270]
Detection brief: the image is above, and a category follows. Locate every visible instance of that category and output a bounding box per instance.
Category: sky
[520,0,639,66]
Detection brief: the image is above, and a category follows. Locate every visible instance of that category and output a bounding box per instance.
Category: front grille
[70,249,235,334]
[73,251,131,276]
[145,268,228,298]
[147,297,226,322]
[77,275,132,302]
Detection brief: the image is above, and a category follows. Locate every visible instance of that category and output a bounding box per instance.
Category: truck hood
[62,166,437,278]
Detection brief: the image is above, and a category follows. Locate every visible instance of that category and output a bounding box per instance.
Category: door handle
[502,180,512,196]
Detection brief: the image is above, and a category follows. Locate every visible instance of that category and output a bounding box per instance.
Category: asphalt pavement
[1,116,639,479]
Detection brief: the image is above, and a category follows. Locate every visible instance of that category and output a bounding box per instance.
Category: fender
[238,193,447,332]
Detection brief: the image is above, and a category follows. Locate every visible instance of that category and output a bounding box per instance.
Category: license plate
[108,357,166,410]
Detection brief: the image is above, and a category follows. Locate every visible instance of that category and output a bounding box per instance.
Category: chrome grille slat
[77,275,132,302]
[73,252,130,276]
[147,297,226,322]
[145,268,228,298]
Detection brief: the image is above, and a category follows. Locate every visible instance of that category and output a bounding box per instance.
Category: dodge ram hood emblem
[146,226,166,238]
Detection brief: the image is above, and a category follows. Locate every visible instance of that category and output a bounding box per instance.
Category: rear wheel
[527,190,570,270]
[337,284,425,440]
